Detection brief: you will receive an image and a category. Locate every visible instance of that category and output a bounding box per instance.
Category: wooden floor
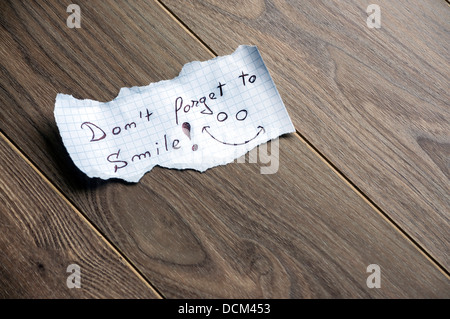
[0,0,448,298]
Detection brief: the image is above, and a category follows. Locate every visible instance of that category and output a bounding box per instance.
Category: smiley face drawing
[201,109,265,146]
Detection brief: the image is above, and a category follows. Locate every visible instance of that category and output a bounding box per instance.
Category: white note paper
[54,45,295,182]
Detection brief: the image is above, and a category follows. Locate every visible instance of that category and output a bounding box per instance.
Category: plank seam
[155,0,217,57]
[0,129,165,298]
[294,130,450,278]
[155,0,450,278]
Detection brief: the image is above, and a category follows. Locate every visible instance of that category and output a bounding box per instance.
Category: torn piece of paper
[54,45,295,182]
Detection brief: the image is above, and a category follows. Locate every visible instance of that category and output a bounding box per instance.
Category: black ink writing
[236,109,248,121]
[81,122,106,142]
[95,69,264,175]
[81,109,153,143]
[217,112,228,122]
[199,97,213,115]
[112,121,136,136]
[132,151,151,162]
[202,126,265,146]
[107,149,128,172]
[112,126,121,135]
[139,109,153,121]
[239,71,256,86]
[172,139,181,149]
[217,82,226,96]
[174,81,227,124]
[108,135,181,173]
[175,95,215,124]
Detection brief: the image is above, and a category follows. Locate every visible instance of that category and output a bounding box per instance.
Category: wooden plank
[0,0,448,297]
[160,0,450,269]
[0,134,160,298]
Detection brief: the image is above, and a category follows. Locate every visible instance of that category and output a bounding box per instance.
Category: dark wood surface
[0,135,160,298]
[0,0,448,298]
[161,0,450,268]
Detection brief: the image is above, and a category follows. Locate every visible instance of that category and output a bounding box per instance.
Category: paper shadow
[41,116,132,194]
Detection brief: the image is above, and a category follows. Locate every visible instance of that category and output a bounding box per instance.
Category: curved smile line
[202,126,266,146]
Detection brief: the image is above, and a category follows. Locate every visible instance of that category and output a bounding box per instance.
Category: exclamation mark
[182,122,198,151]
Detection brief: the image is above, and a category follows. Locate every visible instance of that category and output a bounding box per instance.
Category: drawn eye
[217,112,228,122]
[236,109,248,121]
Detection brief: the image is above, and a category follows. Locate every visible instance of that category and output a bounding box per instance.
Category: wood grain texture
[0,0,448,298]
[161,0,450,268]
[0,136,159,299]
